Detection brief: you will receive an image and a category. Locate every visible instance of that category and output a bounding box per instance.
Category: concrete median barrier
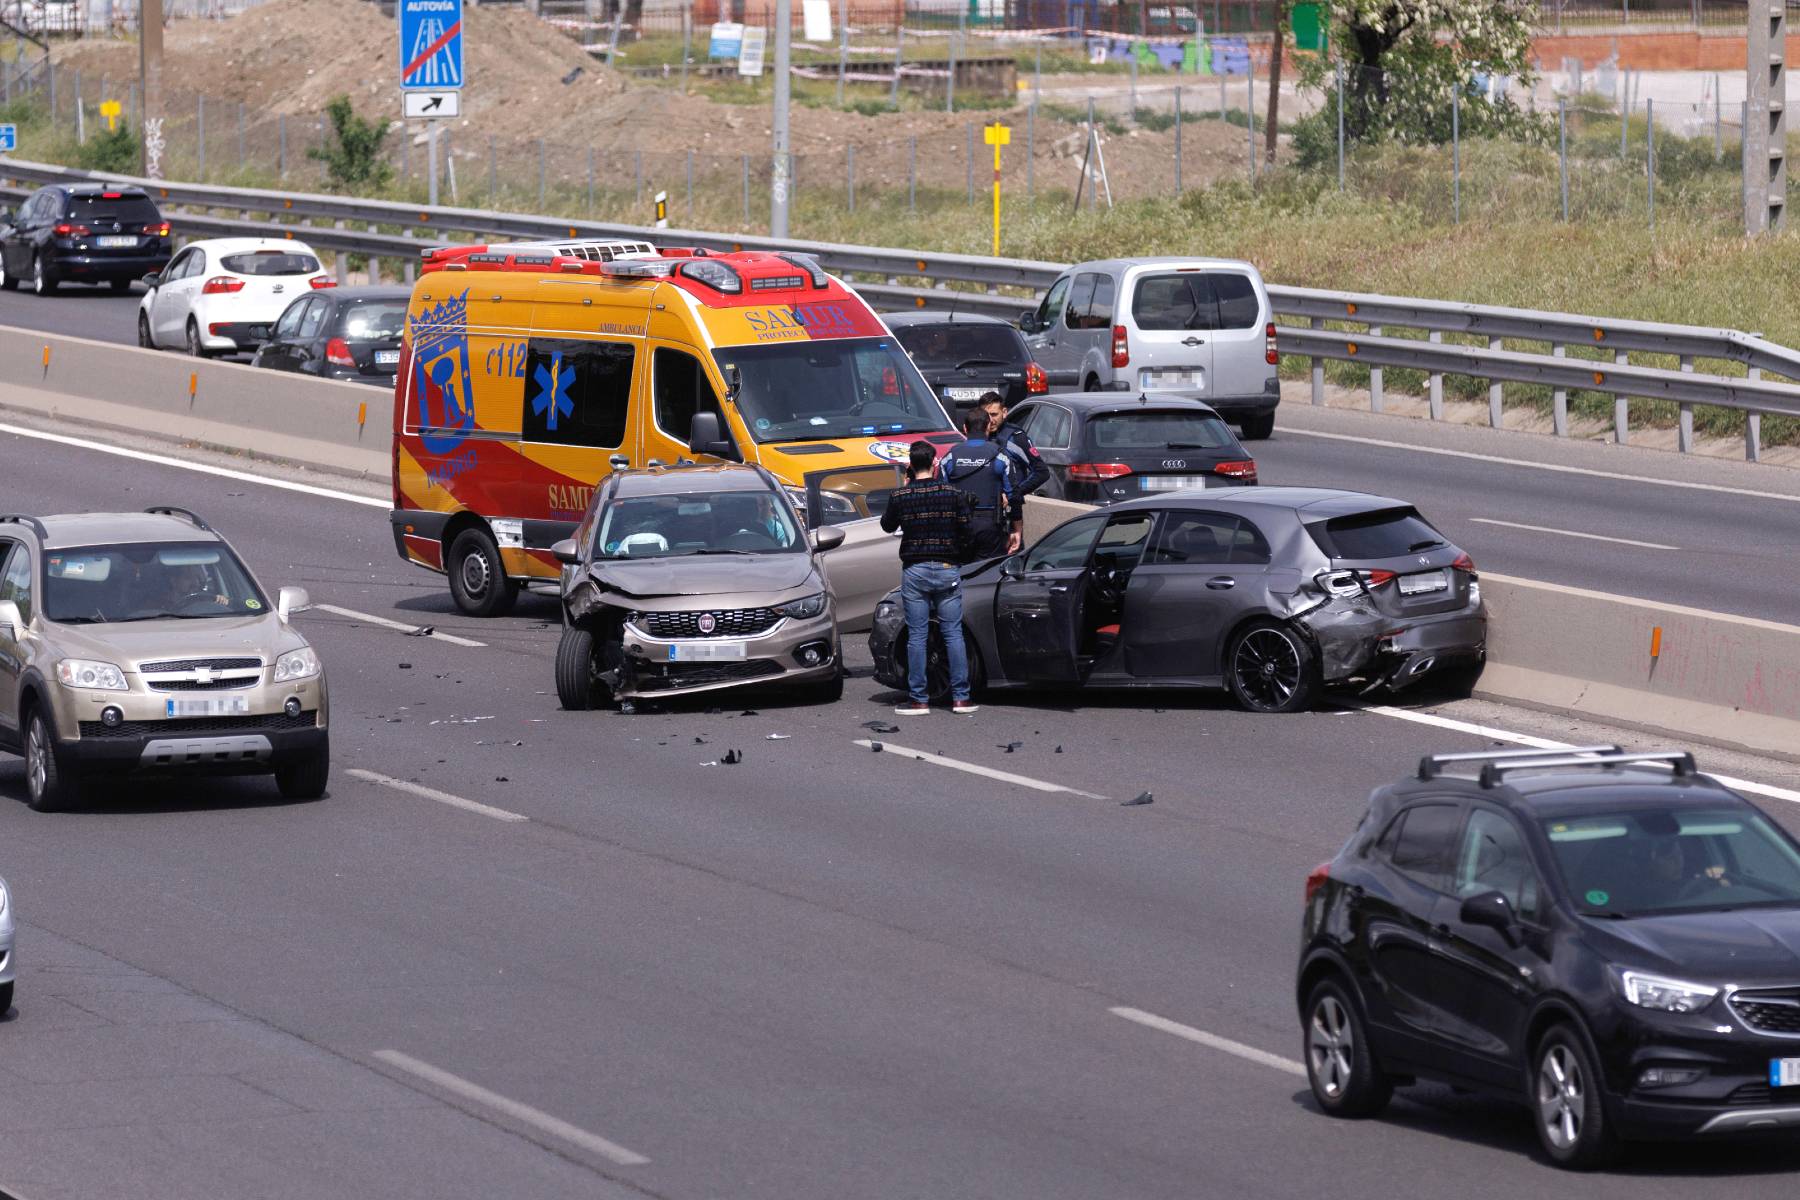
[0,325,388,480]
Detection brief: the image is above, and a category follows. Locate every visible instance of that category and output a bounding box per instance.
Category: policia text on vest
[938,409,1021,560]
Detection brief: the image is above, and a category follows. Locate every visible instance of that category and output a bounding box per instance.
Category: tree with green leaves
[308,95,393,191]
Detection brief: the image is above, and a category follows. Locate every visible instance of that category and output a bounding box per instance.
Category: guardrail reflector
[1650,625,1663,658]
[1346,302,1358,316]
[188,371,198,398]
[1593,372,1606,384]
[357,402,368,428]
[41,345,49,370]
[1346,342,1358,355]
[1593,328,1605,341]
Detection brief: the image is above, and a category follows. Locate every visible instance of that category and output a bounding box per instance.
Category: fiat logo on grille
[697,613,717,634]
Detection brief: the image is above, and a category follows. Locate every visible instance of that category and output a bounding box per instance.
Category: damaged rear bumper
[1300,598,1486,690]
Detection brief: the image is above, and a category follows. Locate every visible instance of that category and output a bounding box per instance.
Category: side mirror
[1000,556,1025,578]
[276,586,309,624]
[551,538,581,565]
[0,207,13,227]
[1459,890,1519,944]
[1018,310,1040,334]
[688,412,733,459]
[0,599,22,641]
[142,271,161,288]
[809,526,846,554]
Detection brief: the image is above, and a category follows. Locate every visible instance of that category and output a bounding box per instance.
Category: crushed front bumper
[615,612,839,700]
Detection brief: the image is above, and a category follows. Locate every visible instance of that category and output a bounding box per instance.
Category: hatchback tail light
[1304,861,1332,904]
[51,223,90,237]
[142,221,171,237]
[1364,569,1397,588]
[1025,361,1048,394]
[1265,322,1279,365]
[1213,459,1258,482]
[201,275,245,294]
[1451,551,1475,573]
[325,337,356,368]
[309,275,337,290]
[1068,462,1132,482]
[1111,324,1130,369]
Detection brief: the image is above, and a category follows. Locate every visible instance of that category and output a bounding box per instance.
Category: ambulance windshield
[715,338,953,444]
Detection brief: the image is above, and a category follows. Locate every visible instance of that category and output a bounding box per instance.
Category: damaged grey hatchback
[868,487,1486,713]
[552,463,846,709]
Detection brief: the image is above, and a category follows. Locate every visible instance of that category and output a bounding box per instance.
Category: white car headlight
[57,659,126,690]
[273,647,321,683]
[776,593,826,620]
[1619,970,1718,1014]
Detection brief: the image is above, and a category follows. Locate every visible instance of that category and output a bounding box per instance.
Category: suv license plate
[96,235,137,248]
[669,641,746,662]
[166,696,250,718]
[375,349,400,366]
[1398,569,1449,596]
[1772,1059,1800,1087]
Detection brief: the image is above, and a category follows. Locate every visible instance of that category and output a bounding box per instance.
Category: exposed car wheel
[1239,413,1276,440]
[1532,1025,1619,1170]
[1083,375,1101,392]
[109,278,133,294]
[24,709,77,813]
[31,254,57,296]
[1304,979,1392,1118]
[274,735,330,800]
[0,257,15,290]
[0,981,12,1014]
[446,527,519,618]
[905,626,983,704]
[137,312,156,349]
[1226,621,1320,714]
[555,625,608,711]
[801,661,845,704]
[185,318,208,358]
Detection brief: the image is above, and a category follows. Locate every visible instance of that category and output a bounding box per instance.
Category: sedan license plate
[1398,569,1449,596]
[668,641,747,662]
[944,387,987,403]
[375,349,400,366]
[96,235,137,248]
[1140,474,1211,491]
[165,695,250,718]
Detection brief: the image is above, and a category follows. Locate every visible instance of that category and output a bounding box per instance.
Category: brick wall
[1533,30,1800,72]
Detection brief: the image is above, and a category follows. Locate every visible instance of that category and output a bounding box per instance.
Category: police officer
[939,407,1019,559]
[978,391,1049,513]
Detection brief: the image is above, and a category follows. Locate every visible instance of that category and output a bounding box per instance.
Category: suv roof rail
[1476,750,1697,788]
[1417,746,1621,780]
[0,514,48,540]
[144,506,211,531]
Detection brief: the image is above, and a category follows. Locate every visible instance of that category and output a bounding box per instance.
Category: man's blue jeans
[901,562,969,704]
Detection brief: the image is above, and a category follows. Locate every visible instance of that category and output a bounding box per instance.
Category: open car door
[804,464,906,632]
[994,512,1106,683]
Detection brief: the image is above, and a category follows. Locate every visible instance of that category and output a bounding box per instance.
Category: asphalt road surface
[1,424,1800,1198]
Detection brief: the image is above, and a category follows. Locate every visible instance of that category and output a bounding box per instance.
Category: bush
[308,95,393,191]
[75,123,139,174]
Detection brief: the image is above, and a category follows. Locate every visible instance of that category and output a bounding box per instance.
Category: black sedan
[884,310,1046,412]
[0,184,172,295]
[251,285,410,386]
[1299,747,1800,1167]
[1005,394,1257,502]
[869,487,1486,712]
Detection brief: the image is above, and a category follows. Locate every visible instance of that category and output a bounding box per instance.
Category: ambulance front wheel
[447,527,520,618]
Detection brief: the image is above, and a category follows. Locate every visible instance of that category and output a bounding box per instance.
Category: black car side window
[1036,275,1071,330]
[1454,808,1543,923]
[272,298,308,340]
[1066,274,1098,330]
[1146,511,1268,566]
[1388,803,1463,892]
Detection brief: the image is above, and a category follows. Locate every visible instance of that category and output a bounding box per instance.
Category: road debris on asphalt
[724,749,744,764]
[405,625,435,637]
[1121,791,1153,806]
[861,720,900,733]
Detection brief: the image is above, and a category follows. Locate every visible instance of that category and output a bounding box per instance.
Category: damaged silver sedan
[868,487,1485,713]
[553,464,846,709]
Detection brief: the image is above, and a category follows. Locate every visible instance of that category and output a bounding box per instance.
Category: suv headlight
[776,593,826,620]
[57,659,126,690]
[273,647,321,682]
[1619,970,1718,1014]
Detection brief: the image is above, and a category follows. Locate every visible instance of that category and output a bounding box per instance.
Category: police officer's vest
[944,440,1004,516]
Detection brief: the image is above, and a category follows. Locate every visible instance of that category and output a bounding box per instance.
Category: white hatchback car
[137,237,333,357]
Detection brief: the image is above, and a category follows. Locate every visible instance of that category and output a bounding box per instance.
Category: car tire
[1083,375,1101,392]
[1532,1024,1620,1170]
[24,708,77,813]
[109,278,132,294]
[1225,620,1320,714]
[1239,413,1276,440]
[31,253,57,296]
[0,981,12,1015]
[1303,979,1392,1118]
[274,734,330,801]
[446,527,519,618]
[555,625,608,711]
[908,626,983,705]
[138,311,156,349]
[802,661,846,704]
[185,318,209,358]
[0,257,16,291]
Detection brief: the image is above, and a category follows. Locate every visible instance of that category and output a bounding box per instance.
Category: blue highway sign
[399,0,464,91]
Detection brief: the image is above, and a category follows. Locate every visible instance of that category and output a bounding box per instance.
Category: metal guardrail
[2,155,1796,460]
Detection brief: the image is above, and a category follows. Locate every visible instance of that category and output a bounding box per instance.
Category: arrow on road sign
[402,91,462,119]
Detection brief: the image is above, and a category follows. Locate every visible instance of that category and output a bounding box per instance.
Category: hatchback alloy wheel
[1233,627,1301,707]
[1308,993,1353,1100]
[1536,1043,1585,1152]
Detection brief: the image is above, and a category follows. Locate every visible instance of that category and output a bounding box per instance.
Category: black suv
[0,185,173,295]
[884,310,1046,412]
[1297,747,1800,1168]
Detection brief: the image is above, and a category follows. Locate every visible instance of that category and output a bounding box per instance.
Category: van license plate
[96,235,137,248]
[669,641,746,662]
[375,350,400,366]
[1772,1059,1800,1087]
[1398,570,1448,596]
[1143,368,1204,389]
[165,696,250,718]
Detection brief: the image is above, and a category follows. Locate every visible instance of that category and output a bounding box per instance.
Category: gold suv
[0,508,329,811]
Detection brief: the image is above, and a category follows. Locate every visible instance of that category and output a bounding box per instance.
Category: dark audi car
[884,310,1046,412]
[1005,394,1257,502]
[252,285,410,386]
[869,487,1485,712]
[1299,748,1800,1167]
[0,184,172,295]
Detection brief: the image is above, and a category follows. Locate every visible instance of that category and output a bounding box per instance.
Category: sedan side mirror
[809,526,846,554]
[1459,890,1519,945]
[688,412,734,459]
[142,271,161,288]
[1000,555,1025,578]
[0,599,22,641]
[551,538,581,565]
[276,586,309,624]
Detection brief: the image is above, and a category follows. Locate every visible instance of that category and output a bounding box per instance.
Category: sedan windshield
[892,323,1024,369]
[43,542,270,624]
[1544,806,1800,917]
[715,338,953,444]
[1088,411,1234,451]
[595,494,803,559]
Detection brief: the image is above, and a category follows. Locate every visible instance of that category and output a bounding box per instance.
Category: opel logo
[1161,459,1187,469]
[697,612,717,634]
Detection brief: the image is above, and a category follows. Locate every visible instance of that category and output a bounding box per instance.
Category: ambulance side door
[641,340,738,468]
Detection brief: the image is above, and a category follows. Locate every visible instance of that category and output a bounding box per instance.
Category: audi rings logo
[1161,459,1187,469]
[697,613,718,634]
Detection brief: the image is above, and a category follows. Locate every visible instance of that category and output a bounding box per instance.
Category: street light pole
[772,0,792,236]
[139,0,163,177]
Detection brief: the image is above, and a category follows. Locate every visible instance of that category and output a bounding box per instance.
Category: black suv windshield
[595,494,803,559]
[43,542,270,624]
[892,323,1024,368]
[1543,806,1800,916]
[715,338,952,444]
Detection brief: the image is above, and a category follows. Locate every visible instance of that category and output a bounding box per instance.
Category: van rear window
[1307,507,1446,560]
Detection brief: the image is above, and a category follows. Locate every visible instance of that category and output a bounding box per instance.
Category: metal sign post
[400,0,465,145]
[984,122,1009,257]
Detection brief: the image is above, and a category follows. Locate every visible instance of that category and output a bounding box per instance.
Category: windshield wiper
[1407,539,1446,552]
[118,611,214,622]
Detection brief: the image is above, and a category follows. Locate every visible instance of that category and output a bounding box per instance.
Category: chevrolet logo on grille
[194,667,216,684]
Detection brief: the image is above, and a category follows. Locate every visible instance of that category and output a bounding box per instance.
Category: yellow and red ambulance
[389,241,962,619]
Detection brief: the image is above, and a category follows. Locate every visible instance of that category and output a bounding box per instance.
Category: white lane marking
[306,602,486,648]
[1469,517,1677,551]
[1109,1007,1306,1077]
[347,768,528,823]
[851,739,1107,798]
[373,1050,650,1167]
[1280,427,1800,505]
[0,419,388,508]
[1363,705,1800,806]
